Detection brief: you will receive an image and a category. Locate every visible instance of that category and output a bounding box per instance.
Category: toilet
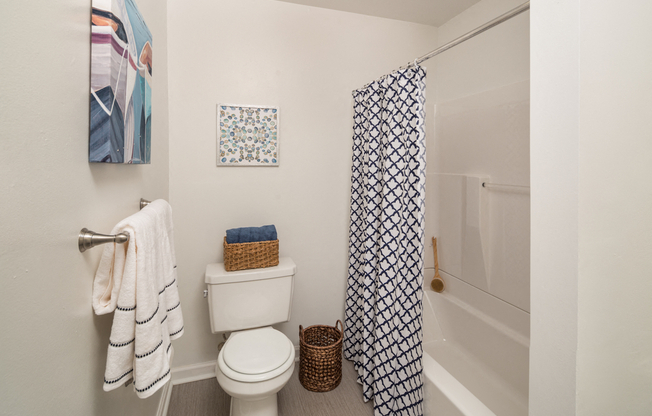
[205,257,296,416]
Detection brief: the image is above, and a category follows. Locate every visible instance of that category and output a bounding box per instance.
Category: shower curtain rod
[406,1,529,68]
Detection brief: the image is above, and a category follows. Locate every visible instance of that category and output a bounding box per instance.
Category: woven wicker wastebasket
[299,320,343,392]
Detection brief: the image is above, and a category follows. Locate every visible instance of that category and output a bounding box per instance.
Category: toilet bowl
[215,327,295,416]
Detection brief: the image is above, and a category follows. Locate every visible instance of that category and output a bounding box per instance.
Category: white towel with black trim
[92,199,184,398]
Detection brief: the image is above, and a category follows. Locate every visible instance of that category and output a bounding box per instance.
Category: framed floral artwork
[217,104,279,166]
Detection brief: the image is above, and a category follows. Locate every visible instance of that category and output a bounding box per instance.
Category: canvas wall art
[218,105,279,166]
[90,0,152,164]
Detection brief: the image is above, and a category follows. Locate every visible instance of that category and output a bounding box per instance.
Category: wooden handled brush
[431,237,445,293]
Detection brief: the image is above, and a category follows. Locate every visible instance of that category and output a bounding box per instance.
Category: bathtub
[422,270,529,416]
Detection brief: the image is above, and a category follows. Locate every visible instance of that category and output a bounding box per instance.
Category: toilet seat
[218,327,295,383]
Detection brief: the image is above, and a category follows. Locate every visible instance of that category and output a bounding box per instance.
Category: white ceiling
[275,0,481,27]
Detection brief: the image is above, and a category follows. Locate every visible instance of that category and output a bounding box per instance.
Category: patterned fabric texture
[344,65,427,416]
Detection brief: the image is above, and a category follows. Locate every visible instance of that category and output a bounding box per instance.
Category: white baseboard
[171,361,217,385]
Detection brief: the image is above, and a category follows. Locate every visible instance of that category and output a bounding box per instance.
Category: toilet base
[230,393,278,416]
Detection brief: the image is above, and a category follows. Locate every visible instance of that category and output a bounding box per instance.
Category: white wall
[167,0,437,367]
[529,1,579,413]
[0,0,169,414]
[577,1,652,411]
[531,0,652,414]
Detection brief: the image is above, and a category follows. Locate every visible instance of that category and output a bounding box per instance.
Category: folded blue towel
[226,225,277,244]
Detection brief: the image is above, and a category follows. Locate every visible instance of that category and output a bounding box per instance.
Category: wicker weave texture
[223,237,279,271]
[299,320,343,392]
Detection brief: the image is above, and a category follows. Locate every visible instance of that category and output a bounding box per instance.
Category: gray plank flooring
[168,358,373,416]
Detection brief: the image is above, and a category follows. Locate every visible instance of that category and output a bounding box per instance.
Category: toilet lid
[223,327,292,375]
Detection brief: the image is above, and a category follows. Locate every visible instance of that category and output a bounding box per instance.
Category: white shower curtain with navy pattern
[344,64,426,416]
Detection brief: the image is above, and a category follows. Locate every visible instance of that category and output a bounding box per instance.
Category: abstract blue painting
[90,0,152,163]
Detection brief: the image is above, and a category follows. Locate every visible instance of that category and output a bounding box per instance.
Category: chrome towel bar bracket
[78,198,151,252]
[78,228,129,252]
[140,198,151,210]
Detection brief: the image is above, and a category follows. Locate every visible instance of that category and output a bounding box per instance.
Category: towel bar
[78,199,151,252]
[482,182,530,192]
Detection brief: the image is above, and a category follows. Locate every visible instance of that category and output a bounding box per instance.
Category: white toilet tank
[205,257,296,333]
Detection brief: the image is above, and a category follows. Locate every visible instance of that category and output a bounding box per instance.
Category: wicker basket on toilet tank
[299,320,343,392]
[223,237,279,271]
